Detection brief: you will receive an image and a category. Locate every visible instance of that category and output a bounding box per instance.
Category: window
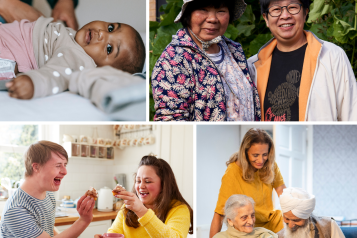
[0,125,39,186]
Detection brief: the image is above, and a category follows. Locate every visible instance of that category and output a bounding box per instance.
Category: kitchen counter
[55,209,118,226]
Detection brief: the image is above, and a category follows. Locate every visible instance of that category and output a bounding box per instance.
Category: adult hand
[52,0,78,30]
[115,191,148,218]
[0,0,43,23]
[76,194,95,224]
[6,75,34,99]
[94,235,103,238]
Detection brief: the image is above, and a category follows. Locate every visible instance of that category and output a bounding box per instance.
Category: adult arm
[0,0,43,23]
[37,195,94,238]
[275,184,286,197]
[151,46,192,121]
[209,213,224,238]
[115,191,190,238]
[336,49,357,121]
[273,162,286,197]
[51,0,78,30]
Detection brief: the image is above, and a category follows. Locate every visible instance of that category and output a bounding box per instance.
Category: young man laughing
[0,141,95,238]
[248,0,357,121]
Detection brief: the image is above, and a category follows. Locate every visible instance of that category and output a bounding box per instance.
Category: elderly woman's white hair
[223,194,255,225]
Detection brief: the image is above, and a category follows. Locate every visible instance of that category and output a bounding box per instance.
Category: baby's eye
[108,24,114,32]
[107,44,112,54]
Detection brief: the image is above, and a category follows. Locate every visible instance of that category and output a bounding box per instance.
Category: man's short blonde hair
[24,140,68,177]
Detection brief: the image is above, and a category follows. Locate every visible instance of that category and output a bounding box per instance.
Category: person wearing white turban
[277,188,345,238]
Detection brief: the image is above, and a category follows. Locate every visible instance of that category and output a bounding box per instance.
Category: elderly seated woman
[213,194,278,238]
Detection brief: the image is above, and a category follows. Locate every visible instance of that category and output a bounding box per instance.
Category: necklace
[188,28,222,51]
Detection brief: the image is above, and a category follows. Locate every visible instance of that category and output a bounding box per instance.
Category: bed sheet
[0,91,111,121]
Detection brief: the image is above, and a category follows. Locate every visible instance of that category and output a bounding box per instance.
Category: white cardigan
[248,32,357,121]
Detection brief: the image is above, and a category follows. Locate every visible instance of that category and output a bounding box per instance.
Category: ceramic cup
[98,138,105,145]
[105,139,113,146]
[131,138,139,146]
[138,136,145,146]
[144,134,155,145]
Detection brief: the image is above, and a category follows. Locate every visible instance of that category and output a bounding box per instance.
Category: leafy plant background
[149,0,357,121]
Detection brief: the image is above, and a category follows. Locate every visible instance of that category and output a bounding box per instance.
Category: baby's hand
[6,75,34,99]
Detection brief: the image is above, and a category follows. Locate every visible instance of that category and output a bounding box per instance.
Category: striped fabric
[0,188,56,238]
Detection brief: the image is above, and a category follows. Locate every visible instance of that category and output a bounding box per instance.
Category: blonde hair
[24,140,68,177]
[226,128,275,184]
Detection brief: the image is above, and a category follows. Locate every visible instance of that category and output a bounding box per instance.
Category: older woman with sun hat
[151,0,261,121]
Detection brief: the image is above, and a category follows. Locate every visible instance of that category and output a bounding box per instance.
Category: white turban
[280,187,316,219]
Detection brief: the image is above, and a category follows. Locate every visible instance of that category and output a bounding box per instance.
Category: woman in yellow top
[94,155,193,238]
[210,128,286,238]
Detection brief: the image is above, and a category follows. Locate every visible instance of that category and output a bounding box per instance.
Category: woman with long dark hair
[94,155,193,238]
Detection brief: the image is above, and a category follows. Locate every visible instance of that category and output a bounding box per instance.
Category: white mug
[144,134,155,145]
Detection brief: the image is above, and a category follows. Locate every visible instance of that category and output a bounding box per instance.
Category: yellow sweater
[214,162,285,233]
[107,202,190,238]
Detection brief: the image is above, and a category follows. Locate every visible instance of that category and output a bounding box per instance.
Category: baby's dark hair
[120,29,145,74]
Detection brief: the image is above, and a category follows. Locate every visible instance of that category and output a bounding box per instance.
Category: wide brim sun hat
[174,0,247,23]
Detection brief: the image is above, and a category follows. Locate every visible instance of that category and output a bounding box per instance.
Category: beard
[283,218,311,238]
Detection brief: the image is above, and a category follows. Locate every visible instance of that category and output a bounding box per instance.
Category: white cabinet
[56,220,112,237]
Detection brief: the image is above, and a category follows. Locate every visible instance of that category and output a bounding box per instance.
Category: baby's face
[75,21,137,68]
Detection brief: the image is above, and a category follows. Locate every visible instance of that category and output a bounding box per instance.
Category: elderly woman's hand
[76,194,95,223]
[0,0,43,23]
[115,191,148,218]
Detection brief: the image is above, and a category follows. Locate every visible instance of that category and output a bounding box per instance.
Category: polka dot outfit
[21,17,96,98]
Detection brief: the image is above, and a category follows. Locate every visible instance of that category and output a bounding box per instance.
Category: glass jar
[107,147,114,159]
[98,146,106,159]
[71,143,80,157]
[90,145,97,158]
[81,144,89,157]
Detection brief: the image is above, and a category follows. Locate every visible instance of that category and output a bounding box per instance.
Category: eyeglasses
[267,3,302,17]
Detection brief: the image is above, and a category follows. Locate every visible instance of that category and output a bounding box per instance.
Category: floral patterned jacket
[151,28,261,121]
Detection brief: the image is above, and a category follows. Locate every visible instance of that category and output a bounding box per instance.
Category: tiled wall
[58,125,114,201]
[313,125,357,220]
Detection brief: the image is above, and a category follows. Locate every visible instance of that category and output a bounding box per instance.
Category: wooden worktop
[55,209,118,226]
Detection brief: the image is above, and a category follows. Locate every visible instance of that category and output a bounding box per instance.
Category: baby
[0,17,145,99]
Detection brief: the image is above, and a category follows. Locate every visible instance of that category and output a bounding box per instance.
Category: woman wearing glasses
[247,0,357,121]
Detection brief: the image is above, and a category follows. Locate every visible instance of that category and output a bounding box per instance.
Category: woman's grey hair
[223,194,255,225]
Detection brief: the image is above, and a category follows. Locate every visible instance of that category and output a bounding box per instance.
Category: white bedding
[0,91,111,121]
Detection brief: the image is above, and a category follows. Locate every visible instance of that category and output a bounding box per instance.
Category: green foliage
[0,125,38,186]
[307,0,357,76]
[149,0,357,120]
